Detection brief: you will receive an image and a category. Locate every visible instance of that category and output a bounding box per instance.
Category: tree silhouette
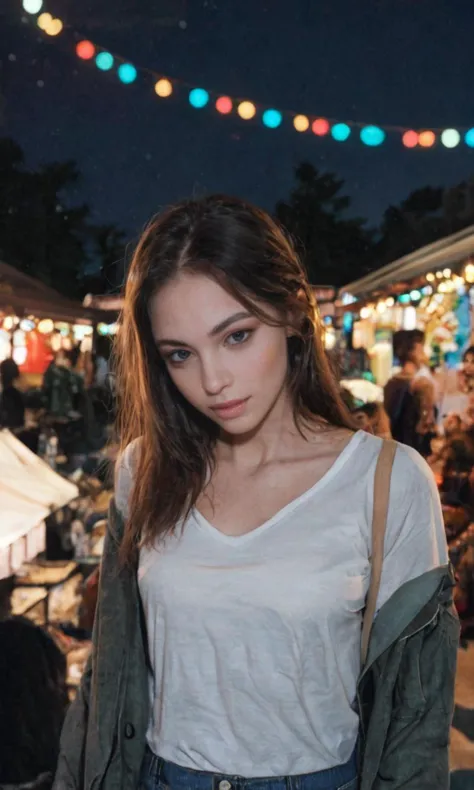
[275,162,374,286]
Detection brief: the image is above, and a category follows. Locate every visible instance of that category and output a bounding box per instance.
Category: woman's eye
[167,349,191,364]
[226,329,252,346]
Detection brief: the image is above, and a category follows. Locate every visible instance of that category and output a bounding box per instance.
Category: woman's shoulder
[356,431,435,493]
[114,437,142,518]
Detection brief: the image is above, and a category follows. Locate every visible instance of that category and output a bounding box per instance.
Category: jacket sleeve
[52,510,120,789]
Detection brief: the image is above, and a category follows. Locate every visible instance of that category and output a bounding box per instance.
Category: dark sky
[2,0,474,241]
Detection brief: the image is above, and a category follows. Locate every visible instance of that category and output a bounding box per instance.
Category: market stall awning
[0,430,79,579]
[340,225,474,300]
[0,261,112,324]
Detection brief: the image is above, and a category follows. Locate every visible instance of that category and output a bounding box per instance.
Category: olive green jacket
[53,500,459,790]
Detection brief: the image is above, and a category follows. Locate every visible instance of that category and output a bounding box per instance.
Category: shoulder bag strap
[361,439,397,666]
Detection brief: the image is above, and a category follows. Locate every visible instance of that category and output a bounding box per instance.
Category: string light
[19,8,474,151]
[23,0,43,12]
[418,131,436,148]
[441,129,461,148]
[96,52,114,71]
[331,123,351,142]
[262,109,282,129]
[189,88,209,108]
[464,263,474,283]
[312,118,330,136]
[293,115,309,132]
[426,272,435,282]
[216,96,233,114]
[237,101,256,120]
[76,40,95,60]
[118,63,137,84]
[360,126,385,146]
[154,78,173,97]
[402,130,418,149]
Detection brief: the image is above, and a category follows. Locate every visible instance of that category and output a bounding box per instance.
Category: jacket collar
[361,564,454,678]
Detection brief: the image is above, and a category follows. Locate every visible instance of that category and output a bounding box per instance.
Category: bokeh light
[96,52,114,71]
[418,130,436,148]
[441,128,461,148]
[47,18,63,36]
[331,123,351,142]
[23,0,43,13]
[37,12,52,30]
[216,96,233,114]
[189,88,210,108]
[293,115,309,132]
[237,101,256,120]
[118,64,137,84]
[155,79,173,98]
[465,129,474,148]
[402,130,418,148]
[76,40,95,60]
[312,118,330,136]
[262,109,282,129]
[360,126,385,146]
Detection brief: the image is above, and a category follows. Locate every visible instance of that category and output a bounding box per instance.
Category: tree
[80,224,127,297]
[275,162,374,286]
[0,137,126,299]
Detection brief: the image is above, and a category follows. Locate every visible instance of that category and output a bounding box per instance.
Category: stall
[0,261,113,385]
[339,225,474,387]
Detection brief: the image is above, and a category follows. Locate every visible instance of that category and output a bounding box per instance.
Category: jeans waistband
[141,746,358,790]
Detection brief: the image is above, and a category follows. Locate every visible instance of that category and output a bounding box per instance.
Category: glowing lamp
[410,290,421,301]
[465,129,474,148]
[96,52,114,71]
[360,307,371,319]
[441,129,461,148]
[20,319,35,332]
[216,96,233,114]
[262,109,282,129]
[376,301,386,314]
[23,0,43,13]
[385,297,395,307]
[76,41,95,60]
[293,115,309,132]
[189,88,209,109]
[237,101,256,120]
[331,123,351,142]
[402,130,418,148]
[37,12,52,30]
[426,273,435,282]
[398,294,411,304]
[443,268,451,278]
[118,64,137,84]
[360,126,385,146]
[418,131,435,148]
[37,319,54,334]
[155,79,173,98]
[464,263,474,283]
[312,118,330,136]
[47,18,63,36]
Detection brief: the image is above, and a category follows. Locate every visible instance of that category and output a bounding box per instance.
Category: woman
[384,329,436,456]
[54,196,457,790]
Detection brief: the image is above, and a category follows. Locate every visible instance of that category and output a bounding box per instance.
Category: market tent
[341,225,474,300]
[0,430,78,578]
[0,260,111,324]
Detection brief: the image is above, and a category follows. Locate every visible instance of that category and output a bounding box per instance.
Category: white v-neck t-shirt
[115,431,447,778]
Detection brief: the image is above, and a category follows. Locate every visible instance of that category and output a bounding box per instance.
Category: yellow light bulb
[155,79,173,98]
[237,101,256,120]
[293,115,310,132]
[37,12,52,30]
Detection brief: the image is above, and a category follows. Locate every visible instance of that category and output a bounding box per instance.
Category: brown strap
[361,439,397,665]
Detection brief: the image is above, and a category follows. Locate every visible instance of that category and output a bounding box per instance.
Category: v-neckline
[192,430,365,544]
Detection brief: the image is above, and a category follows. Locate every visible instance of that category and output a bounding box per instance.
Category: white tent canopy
[0,430,79,579]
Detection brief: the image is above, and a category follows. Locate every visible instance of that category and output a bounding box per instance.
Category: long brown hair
[115,195,354,564]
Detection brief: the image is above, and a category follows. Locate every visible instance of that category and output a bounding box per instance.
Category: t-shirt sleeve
[376,443,448,610]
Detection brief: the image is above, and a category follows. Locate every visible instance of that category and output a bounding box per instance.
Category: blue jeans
[139,747,358,790]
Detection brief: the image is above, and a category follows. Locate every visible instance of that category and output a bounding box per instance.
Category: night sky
[2,0,474,242]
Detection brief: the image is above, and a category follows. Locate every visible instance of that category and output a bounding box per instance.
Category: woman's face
[464,353,474,379]
[149,273,291,435]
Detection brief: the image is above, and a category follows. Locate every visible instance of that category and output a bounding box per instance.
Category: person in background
[353,402,392,439]
[0,358,25,430]
[0,617,68,790]
[443,412,464,439]
[458,345,474,394]
[384,329,436,455]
